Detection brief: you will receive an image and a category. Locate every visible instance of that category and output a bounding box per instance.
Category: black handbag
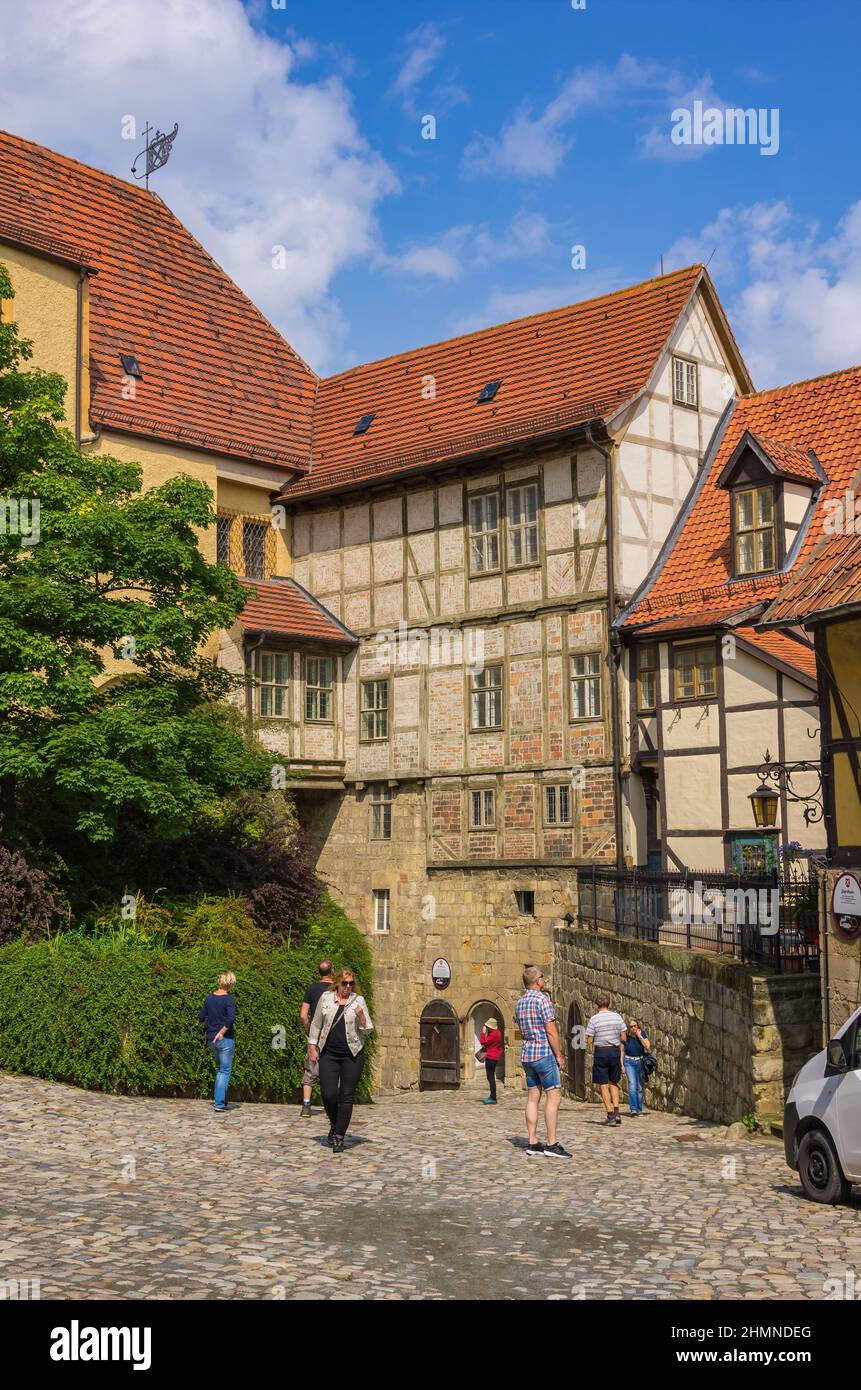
[642,1051,658,1080]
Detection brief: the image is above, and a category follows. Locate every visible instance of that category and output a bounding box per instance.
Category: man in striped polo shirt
[586,993,628,1126]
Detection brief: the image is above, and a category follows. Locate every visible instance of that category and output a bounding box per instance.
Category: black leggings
[485,1058,498,1100]
[319,1048,365,1136]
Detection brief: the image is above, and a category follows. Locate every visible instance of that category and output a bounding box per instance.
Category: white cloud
[665,201,861,387]
[462,55,671,178]
[379,211,554,281]
[0,0,397,371]
[637,73,733,161]
[392,22,447,117]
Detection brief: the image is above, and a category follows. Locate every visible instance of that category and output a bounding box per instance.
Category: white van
[784,1002,861,1203]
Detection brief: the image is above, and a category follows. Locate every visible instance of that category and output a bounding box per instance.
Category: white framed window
[571,652,602,719]
[637,644,658,713]
[469,492,500,573]
[734,485,776,576]
[361,680,389,741]
[544,784,572,826]
[373,888,390,934]
[370,786,393,840]
[672,356,698,408]
[471,665,503,730]
[470,788,496,828]
[257,650,289,718]
[506,483,539,566]
[305,656,334,722]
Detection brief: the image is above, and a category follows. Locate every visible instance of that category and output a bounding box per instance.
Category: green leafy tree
[0,263,270,853]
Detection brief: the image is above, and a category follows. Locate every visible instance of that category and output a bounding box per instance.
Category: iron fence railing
[576,865,820,973]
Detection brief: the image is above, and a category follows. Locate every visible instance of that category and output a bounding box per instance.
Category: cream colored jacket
[309,990,373,1057]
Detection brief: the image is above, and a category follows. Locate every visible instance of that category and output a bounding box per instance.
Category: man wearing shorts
[514,966,571,1159]
[586,993,628,1126]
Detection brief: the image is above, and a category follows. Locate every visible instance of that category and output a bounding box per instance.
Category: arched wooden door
[567,1000,586,1100]
[419,1000,460,1090]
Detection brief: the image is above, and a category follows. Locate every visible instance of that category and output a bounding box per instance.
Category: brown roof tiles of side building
[0,128,319,471]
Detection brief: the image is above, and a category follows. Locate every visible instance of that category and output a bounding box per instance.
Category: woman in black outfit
[307,969,373,1154]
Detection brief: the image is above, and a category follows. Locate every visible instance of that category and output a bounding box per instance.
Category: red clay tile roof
[623,365,861,665]
[747,433,824,486]
[0,130,318,470]
[734,625,817,683]
[761,529,861,627]
[237,578,356,644]
[275,265,722,501]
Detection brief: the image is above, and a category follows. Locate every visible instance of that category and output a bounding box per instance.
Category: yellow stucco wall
[1,243,81,433]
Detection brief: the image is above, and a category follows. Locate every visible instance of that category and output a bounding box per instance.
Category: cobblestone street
[2,1072,860,1301]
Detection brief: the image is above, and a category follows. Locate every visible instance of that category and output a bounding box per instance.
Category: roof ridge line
[318,264,704,385]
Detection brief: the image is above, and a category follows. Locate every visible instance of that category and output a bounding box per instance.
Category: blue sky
[2,0,860,386]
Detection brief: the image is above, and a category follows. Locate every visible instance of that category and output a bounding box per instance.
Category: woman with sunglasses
[308,968,373,1154]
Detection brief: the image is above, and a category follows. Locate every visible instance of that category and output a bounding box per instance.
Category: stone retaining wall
[553,925,821,1124]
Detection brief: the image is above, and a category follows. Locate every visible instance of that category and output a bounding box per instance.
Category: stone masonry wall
[553,925,821,1125]
[823,867,861,1037]
[298,783,575,1091]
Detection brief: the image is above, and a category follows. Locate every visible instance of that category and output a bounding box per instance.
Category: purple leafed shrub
[0,846,67,944]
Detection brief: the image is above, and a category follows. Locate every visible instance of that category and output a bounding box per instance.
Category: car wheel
[798,1129,851,1204]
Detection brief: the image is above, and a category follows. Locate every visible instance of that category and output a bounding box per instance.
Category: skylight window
[477,379,502,404]
[353,413,375,435]
[119,352,143,379]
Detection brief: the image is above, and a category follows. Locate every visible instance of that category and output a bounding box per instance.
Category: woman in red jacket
[479,1017,503,1104]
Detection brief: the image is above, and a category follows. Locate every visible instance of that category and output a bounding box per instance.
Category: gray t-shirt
[586,1010,627,1048]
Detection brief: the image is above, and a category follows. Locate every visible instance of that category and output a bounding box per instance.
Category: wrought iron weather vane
[131,122,179,190]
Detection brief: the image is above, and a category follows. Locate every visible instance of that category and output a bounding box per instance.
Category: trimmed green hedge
[0,896,374,1101]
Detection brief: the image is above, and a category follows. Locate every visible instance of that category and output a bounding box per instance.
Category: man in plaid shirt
[514,966,571,1159]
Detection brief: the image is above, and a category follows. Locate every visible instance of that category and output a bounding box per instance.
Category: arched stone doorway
[466,1000,506,1088]
[566,999,586,1100]
[419,1000,460,1090]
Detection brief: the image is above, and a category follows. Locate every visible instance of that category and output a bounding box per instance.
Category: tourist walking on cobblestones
[308,968,373,1154]
[198,972,237,1115]
[623,1018,650,1117]
[586,994,627,1126]
[479,1017,503,1104]
[515,966,571,1159]
[299,959,334,1118]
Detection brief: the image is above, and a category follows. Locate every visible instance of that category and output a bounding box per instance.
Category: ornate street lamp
[750,749,825,829]
[749,776,779,828]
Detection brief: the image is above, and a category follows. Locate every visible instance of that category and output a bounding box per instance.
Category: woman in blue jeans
[624,1017,651,1116]
[198,972,236,1114]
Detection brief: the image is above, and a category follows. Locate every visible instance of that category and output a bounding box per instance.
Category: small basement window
[516,890,535,916]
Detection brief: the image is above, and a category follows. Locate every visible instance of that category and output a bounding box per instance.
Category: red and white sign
[831,873,861,939]
[431,957,451,990]
[832,874,861,916]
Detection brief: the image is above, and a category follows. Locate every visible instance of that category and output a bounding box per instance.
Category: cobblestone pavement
[2,1072,861,1301]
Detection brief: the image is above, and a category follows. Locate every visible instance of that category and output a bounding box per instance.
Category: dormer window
[718,430,826,581]
[734,485,776,576]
